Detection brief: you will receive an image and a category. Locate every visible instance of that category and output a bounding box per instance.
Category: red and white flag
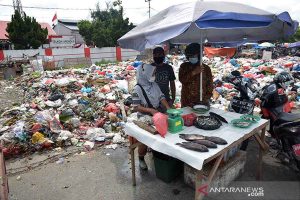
[52,13,58,25]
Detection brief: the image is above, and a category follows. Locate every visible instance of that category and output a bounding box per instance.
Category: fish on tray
[192,140,217,148]
[179,134,228,145]
[176,142,209,152]
[209,112,228,123]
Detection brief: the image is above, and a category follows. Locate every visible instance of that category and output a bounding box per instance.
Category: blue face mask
[189,57,198,64]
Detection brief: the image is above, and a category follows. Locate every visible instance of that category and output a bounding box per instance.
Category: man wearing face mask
[179,43,213,107]
[152,47,176,106]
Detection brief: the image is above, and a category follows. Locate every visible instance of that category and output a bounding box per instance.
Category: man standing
[179,43,213,107]
[152,47,176,106]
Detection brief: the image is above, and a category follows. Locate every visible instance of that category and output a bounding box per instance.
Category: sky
[0,0,299,26]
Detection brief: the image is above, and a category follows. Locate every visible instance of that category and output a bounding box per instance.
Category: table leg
[130,145,136,186]
[195,154,224,200]
[195,170,203,200]
[256,127,266,180]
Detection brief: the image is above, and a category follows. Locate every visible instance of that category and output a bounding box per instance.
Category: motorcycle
[260,71,300,171]
[225,70,259,115]
[224,70,259,150]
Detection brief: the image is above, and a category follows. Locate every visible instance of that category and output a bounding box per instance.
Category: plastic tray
[240,114,261,123]
[231,119,252,128]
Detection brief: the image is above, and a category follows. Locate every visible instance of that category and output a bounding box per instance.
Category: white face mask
[149,75,156,82]
[189,57,198,64]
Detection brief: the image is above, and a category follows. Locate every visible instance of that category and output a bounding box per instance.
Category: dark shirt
[152,63,176,100]
[179,62,213,107]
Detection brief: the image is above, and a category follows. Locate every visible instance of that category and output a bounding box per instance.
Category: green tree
[78,0,134,47]
[6,10,48,49]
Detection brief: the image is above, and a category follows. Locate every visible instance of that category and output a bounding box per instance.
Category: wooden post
[0,141,8,200]
[195,154,224,200]
[256,127,266,180]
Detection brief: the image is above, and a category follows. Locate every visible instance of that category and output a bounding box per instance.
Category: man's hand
[169,99,175,107]
[150,108,159,116]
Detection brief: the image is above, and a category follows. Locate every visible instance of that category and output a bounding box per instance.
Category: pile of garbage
[206,56,300,112]
[0,55,299,157]
[169,55,300,112]
[0,62,137,158]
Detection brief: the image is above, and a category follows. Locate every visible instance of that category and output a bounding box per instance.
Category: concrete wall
[0,47,139,68]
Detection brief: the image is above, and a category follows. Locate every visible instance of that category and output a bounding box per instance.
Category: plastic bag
[49,118,63,134]
[152,112,168,138]
[105,103,119,113]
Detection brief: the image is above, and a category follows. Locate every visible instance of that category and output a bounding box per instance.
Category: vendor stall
[124,107,269,200]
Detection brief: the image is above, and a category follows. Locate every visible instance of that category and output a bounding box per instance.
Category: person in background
[131,63,170,170]
[152,47,176,106]
[179,43,213,107]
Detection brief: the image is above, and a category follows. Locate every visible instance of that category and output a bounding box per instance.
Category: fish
[205,136,228,145]
[209,112,228,124]
[179,134,205,141]
[192,140,218,148]
[176,142,209,152]
[133,120,158,135]
[232,121,251,127]
[179,134,228,145]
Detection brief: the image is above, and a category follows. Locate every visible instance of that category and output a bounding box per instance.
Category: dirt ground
[0,80,23,113]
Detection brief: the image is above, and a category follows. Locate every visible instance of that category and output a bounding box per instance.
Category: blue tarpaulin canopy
[288,42,300,48]
[118,1,298,51]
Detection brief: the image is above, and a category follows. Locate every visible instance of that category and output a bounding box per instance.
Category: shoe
[139,158,148,170]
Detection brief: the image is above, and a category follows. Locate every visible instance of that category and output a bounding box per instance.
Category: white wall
[4,49,44,59]
[90,47,116,63]
[1,47,140,68]
[121,48,139,60]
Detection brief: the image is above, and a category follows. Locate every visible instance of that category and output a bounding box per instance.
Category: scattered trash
[16,176,21,181]
[105,144,118,150]
[56,157,65,164]
[84,141,95,151]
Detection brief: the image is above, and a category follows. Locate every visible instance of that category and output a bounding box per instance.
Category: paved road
[7,138,300,200]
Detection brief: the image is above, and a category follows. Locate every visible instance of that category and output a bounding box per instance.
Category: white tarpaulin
[124,107,268,170]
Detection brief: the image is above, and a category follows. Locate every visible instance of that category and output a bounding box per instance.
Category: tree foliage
[6,10,48,49]
[78,0,134,47]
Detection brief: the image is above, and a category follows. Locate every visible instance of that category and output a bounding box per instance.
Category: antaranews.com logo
[199,184,264,197]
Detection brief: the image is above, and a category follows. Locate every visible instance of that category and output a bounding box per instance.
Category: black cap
[153,47,164,55]
[185,43,200,56]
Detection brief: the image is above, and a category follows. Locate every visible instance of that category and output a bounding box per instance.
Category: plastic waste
[31,132,46,144]
[81,87,93,93]
[59,130,73,140]
[45,99,62,108]
[13,121,27,141]
[34,110,53,124]
[84,141,95,151]
[86,128,106,141]
[49,118,63,133]
[105,103,119,114]
[56,157,65,164]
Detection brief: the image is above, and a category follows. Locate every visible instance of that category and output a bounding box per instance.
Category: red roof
[0,21,56,40]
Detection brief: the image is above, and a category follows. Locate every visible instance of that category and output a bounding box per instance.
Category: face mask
[149,75,156,82]
[154,56,165,64]
[189,57,198,64]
